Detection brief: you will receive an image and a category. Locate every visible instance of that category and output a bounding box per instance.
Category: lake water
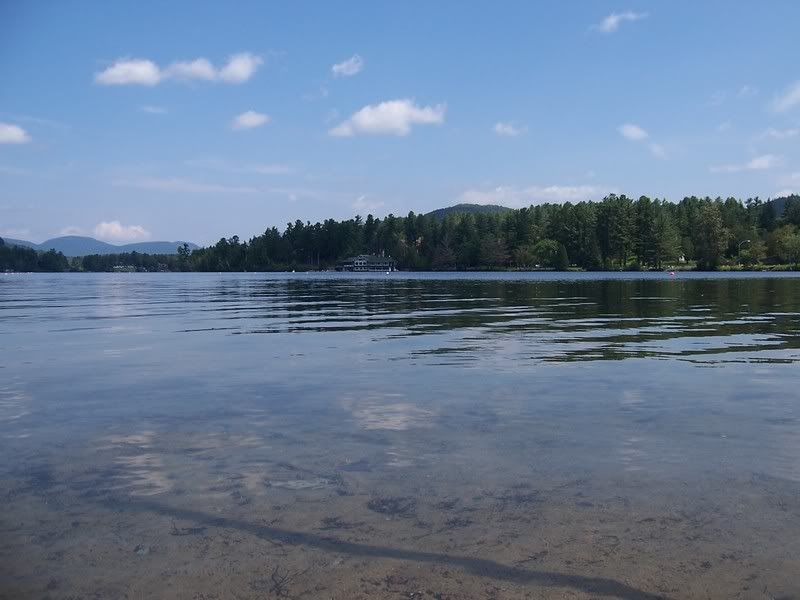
[1,272,799,599]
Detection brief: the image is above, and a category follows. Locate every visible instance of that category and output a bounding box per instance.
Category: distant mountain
[426,203,512,221]
[3,238,37,249]
[2,236,198,257]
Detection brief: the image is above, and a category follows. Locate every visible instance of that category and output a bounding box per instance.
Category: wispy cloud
[330,99,446,137]
[249,164,292,175]
[709,154,782,173]
[648,143,666,159]
[185,158,293,175]
[352,194,385,213]
[737,85,758,98]
[0,164,32,175]
[112,176,259,194]
[140,105,167,115]
[93,221,150,242]
[618,123,666,158]
[95,52,263,86]
[761,127,799,140]
[263,187,327,202]
[493,122,527,137]
[594,11,647,34]
[459,184,616,208]
[771,81,800,112]
[708,85,758,107]
[231,110,271,130]
[0,228,31,239]
[0,113,69,130]
[0,122,32,144]
[332,54,364,78]
[59,226,85,236]
[775,172,800,194]
[708,90,727,107]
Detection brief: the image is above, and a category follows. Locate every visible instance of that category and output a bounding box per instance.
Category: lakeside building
[335,254,396,272]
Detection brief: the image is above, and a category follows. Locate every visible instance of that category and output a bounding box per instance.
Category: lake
[1,272,799,599]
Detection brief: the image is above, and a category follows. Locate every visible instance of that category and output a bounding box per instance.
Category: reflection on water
[1,272,799,599]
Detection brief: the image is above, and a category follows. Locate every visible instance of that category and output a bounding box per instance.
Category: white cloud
[112,176,258,194]
[140,105,167,115]
[332,55,364,78]
[709,154,782,173]
[94,59,162,86]
[95,52,263,86]
[594,11,647,33]
[0,122,32,144]
[231,110,270,130]
[459,184,615,208]
[165,58,217,81]
[761,127,799,140]
[218,52,264,83]
[772,81,800,112]
[330,99,446,137]
[717,121,732,133]
[93,221,150,242]
[618,123,648,141]
[493,122,527,137]
[774,189,796,198]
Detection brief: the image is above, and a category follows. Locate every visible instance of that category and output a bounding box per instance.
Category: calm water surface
[1,272,799,599]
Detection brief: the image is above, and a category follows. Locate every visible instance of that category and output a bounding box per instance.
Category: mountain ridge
[2,236,198,257]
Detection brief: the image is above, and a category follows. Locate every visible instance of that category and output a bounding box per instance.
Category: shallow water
[1,272,799,599]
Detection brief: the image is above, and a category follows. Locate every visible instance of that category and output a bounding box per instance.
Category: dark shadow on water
[119,498,670,600]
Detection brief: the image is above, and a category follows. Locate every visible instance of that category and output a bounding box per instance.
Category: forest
[0,238,70,272]
[134,194,800,272]
[3,194,800,273]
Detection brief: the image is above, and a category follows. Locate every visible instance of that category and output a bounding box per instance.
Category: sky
[1,1,800,245]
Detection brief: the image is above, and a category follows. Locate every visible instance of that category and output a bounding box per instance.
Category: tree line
[3,194,800,273]
[165,194,800,271]
[0,238,70,272]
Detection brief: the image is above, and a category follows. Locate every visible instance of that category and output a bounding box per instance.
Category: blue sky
[2,1,800,245]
